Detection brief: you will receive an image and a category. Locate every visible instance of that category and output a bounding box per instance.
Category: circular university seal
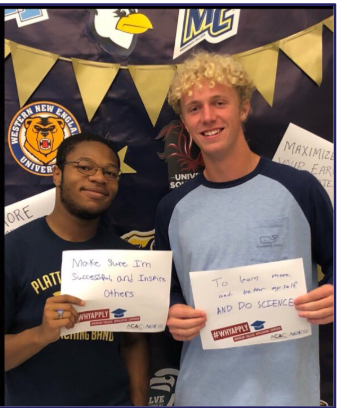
[8,101,81,176]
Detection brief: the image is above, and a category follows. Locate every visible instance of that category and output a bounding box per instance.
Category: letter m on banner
[173,9,240,59]
[5,9,49,27]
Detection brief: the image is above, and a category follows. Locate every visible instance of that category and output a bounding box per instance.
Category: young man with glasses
[5,133,149,406]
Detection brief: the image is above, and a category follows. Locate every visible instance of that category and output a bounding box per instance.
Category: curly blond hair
[168,51,256,115]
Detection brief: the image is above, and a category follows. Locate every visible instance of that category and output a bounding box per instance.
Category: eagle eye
[114,9,137,18]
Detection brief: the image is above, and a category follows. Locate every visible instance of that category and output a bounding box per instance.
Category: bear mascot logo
[8,101,80,176]
[24,116,65,165]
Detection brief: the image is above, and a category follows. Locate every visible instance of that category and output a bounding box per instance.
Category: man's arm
[292,174,334,324]
[121,332,149,406]
[5,295,84,371]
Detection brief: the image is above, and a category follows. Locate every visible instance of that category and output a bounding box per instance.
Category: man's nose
[201,104,216,122]
[89,168,106,182]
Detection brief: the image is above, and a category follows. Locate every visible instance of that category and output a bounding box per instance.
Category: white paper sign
[190,258,311,350]
[5,188,55,234]
[60,249,172,334]
[273,123,334,205]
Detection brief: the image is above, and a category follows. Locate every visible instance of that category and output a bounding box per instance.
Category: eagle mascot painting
[87,9,153,57]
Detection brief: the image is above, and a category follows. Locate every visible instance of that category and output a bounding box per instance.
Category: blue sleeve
[290,172,333,285]
[308,180,333,285]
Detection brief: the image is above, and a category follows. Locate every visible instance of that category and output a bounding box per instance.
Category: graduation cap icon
[111,308,127,318]
[251,320,265,330]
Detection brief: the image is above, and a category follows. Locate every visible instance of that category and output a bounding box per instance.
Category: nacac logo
[271,333,287,340]
[173,9,240,59]
[126,323,164,331]
[8,102,81,176]
[5,9,49,27]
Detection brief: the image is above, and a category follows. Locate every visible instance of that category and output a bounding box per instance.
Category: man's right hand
[38,294,85,344]
[5,294,85,371]
[167,304,206,341]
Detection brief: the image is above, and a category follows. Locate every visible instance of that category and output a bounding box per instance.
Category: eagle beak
[116,13,153,34]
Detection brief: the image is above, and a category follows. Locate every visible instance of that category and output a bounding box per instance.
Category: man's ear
[53,165,62,187]
[180,115,189,133]
[240,99,250,121]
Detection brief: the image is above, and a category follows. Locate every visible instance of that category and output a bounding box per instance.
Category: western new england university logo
[173,9,240,59]
[8,102,81,176]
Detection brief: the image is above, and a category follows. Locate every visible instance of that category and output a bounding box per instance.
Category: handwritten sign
[190,258,311,349]
[5,188,55,234]
[60,249,172,334]
[273,123,333,205]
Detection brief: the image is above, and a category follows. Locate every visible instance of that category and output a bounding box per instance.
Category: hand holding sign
[190,258,311,350]
[60,249,172,334]
[167,304,207,341]
[294,284,334,324]
[39,294,85,344]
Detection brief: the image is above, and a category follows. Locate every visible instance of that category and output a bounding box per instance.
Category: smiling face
[53,141,119,220]
[180,81,250,161]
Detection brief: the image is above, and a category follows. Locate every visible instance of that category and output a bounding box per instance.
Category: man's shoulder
[5,217,45,243]
[261,157,331,208]
[158,175,202,212]
[261,157,321,187]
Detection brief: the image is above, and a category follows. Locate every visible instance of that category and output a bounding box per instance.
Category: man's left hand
[294,284,334,324]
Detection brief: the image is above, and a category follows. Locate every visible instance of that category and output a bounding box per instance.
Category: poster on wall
[4,7,334,406]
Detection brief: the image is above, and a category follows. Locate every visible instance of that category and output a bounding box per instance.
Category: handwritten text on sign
[60,249,172,334]
[190,258,311,349]
[273,123,333,205]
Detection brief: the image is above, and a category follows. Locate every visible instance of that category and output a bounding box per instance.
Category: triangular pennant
[323,16,334,32]
[5,39,11,59]
[118,146,137,174]
[72,58,120,123]
[279,24,323,86]
[9,42,59,107]
[235,43,279,107]
[128,65,176,126]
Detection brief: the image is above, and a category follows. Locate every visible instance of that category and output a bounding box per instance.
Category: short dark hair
[56,133,120,170]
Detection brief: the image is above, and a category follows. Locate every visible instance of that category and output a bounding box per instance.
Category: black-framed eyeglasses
[62,160,121,181]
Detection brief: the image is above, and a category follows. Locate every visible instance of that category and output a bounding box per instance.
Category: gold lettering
[31,281,40,294]
[49,272,58,285]
[80,332,88,340]
[102,331,109,341]
[36,278,47,291]
[61,332,90,341]
[42,274,53,289]
[55,271,61,283]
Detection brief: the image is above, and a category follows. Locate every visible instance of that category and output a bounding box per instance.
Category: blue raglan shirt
[155,156,333,406]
